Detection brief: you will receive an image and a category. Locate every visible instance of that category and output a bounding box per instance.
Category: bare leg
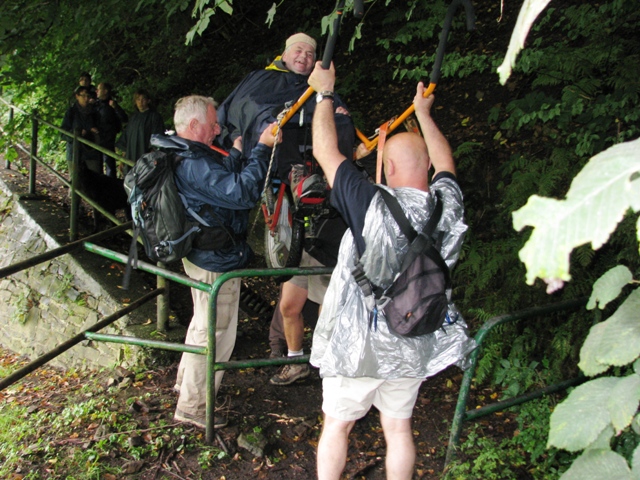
[317,414,355,480]
[280,281,308,352]
[379,412,415,480]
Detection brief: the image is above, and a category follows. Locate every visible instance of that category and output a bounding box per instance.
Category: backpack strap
[378,188,451,290]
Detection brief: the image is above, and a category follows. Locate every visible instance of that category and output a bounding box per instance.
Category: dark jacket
[216,58,355,266]
[61,103,101,161]
[95,99,128,148]
[150,134,271,272]
[217,59,355,165]
[116,109,165,162]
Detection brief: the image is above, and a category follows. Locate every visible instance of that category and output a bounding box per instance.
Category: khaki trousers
[175,258,240,418]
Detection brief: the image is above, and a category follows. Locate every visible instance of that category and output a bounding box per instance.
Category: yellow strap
[265,56,289,72]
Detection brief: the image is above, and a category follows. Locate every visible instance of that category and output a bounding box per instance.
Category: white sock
[287,349,303,357]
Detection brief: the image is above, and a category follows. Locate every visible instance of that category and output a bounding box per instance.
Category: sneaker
[269,363,310,386]
[174,408,228,429]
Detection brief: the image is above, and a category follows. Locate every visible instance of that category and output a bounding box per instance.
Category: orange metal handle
[271,87,315,135]
[358,82,436,152]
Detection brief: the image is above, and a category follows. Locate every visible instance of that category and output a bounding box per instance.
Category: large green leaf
[560,449,632,480]
[632,444,640,478]
[548,377,619,451]
[497,0,552,84]
[587,265,633,310]
[579,289,640,375]
[579,321,611,376]
[608,373,640,434]
[513,139,640,286]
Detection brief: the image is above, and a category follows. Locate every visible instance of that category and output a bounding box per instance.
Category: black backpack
[122,150,236,287]
[352,188,451,337]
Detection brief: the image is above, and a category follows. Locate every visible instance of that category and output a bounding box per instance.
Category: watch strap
[316,91,335,102]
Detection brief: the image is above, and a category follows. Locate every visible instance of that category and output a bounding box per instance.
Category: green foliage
[445,424,526,480]
[10,287,35,324]
[0,0,639,474]
[498,2,639,159]
[507,2,640,477]
[513,139,640,286]
[446,397,577,480]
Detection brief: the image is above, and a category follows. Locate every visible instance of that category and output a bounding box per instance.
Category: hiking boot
[269,363,310,386]
[174,409,228,429]
[269,348,285,359]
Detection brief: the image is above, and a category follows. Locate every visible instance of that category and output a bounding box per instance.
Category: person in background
[152,95,280,429]
[307,61,475,480]
[61,85,101,173]
[78,72,97,99]
[116,89,165,167]
[95,82,128,177]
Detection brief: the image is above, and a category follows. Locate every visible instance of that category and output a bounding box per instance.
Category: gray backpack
[121,150,235,288]
[352,188,451,337]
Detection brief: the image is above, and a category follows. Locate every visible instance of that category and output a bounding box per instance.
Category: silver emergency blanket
[310,178,477,379]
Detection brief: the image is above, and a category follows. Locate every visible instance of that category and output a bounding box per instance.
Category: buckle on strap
[351,264,373,297]
[376,295,392,310]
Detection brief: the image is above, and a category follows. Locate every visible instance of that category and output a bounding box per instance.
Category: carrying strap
[351,187,451,331]
[351,187,449,302]
[378,188,451,289]
[375,122,390,184]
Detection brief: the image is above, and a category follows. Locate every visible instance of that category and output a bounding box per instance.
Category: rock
[128,399,149,413]
[117,376,132,390]
[128,434,145,448]
[237,431,268,458]
[115,366,134,380]
[122,460,145,474]
[93,424,110,440]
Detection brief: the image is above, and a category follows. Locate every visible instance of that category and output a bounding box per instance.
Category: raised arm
[307,61,347,188]
[413,82,455,177]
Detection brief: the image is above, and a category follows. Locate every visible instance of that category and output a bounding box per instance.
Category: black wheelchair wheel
[273,216,305,284]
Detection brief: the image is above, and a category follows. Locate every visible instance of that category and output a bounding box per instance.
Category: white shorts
[322,376,424,421]
[287,250,331,304]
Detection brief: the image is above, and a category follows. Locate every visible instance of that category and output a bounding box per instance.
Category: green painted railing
[443,297,589,470]
[83,243,332,443]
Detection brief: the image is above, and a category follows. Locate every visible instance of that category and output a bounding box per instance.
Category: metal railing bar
[12,142,70,187]
[0,97,133,166]
[0,222,132,279]
[84,332,207,355]
[204,267,331,442]
[0,288,163,391]
[82,242,211,291]
[214,354,310,371]
[463,376,587,422]
[444,296,588,468]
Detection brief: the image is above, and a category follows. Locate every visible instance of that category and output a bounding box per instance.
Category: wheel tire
[264,194,293,269]
[274,217,305,284]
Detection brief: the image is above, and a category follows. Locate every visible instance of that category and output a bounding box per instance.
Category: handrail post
[29,110,38,194]
[157,261,169,332]
[70,128,81,241]
[5,106,14,169]
[206,278,219,444]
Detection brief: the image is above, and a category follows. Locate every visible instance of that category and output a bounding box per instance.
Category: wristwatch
[315,91,335,104]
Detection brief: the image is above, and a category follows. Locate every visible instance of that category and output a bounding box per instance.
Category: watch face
[316,92,324,104]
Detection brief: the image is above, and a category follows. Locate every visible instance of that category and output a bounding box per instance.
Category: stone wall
[0,171,160,370]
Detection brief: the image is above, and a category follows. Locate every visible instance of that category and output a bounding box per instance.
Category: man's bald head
[382,132,431,190]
